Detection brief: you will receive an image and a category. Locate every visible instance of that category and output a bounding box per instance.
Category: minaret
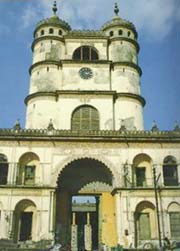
[101,3,145,130]
[25,2,71,129]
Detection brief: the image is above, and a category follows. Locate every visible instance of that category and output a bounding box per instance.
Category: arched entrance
[13,199,37,242]
[55,158,117,250]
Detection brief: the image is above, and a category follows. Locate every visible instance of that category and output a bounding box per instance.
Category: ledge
[32,36,65,51]
[29,59,141,75]
[24,91,145,107]
[0,128,179,143]
[109,37,140,53]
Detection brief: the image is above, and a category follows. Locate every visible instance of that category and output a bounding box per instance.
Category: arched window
[59,29,62,35]
[119,29,123,35]
[163,156,178,186]
[71,105,99,131]
[132,154,152,187]
[109,31,114,37]
[127,31,131,37]
[134,201,157,246]
[72,46,99,61]
[40,30,44,36]
[49,28,54,34]
[0,154,8,185]
[168,203,180,238]
[18,152,40,185]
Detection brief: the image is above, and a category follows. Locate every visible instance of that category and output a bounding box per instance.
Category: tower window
[59,29,62,35]
[128,31,131,37]
[73,46,99,61]
[49,28,54,34]
[109,31,114,37]
[47,67,49,72]
[71,105,99,131]
[119,29,123,35]
[41,30,44,36]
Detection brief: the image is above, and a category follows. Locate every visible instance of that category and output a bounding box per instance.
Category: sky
[0,0,179,130]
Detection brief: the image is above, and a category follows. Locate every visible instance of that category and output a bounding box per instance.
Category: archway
[134,201,157,247]
[55,158,117,250]
[13,199,37,242]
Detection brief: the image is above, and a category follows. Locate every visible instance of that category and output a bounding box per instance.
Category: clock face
[79,67,93,79]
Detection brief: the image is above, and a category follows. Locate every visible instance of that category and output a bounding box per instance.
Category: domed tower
[101,3,145,130]
[25,2,71,129]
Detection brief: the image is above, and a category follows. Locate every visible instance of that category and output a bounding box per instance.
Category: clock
[79,67,93,79]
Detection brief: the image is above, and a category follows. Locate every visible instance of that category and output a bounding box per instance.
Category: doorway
[19,212,33,241]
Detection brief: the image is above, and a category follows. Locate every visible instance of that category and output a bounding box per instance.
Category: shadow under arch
[55,157,115,247]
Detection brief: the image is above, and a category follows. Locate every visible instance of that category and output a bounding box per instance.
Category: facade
[0,2,180,250]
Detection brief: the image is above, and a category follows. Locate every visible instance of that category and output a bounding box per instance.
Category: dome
[101,3,137,37]
[35,16,71,32]
[101,16,136,32]
[34,1,71,35]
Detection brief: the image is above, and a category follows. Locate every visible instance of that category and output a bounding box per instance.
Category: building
[0,1,180,250]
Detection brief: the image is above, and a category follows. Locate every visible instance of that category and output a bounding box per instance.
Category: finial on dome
[114,2,119,16]
[52,1,58,16]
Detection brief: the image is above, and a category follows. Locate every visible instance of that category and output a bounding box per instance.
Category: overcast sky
[0,0,179,130]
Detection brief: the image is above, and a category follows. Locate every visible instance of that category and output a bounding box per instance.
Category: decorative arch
[134,200,157,246]
[167,202,180,238]
[18,152,40,186]
[71,105,100,131]
[132,153,153,187]
[14,199,37,242]
[0,153,9,185]
[52,154,118,187]
[163,155,178,186]
[72,46,99,60]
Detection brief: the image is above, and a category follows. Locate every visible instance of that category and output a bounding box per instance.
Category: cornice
[109,37,140,53]
[0,128,179,143]
[29,59,141,76]
[32,36,65,51]
[24,91,145,107]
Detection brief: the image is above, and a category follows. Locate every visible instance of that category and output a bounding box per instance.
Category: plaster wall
[111,67,140,94]
[61,64,110,90]
[30,65,62,93]
[114,98,144,130]
[33,40,65,63]
[109,41,137,64]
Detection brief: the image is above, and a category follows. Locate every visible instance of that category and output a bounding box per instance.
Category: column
[84,213,92,251]
[115,192,122,244]
[71,213,78,251]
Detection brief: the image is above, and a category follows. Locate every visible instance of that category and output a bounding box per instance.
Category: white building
[0,2,180,250]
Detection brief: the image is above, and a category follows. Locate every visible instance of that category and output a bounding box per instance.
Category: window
[24,165,35,185]
[109,31,114,37]
[0,154,8,185]
[128,31,131,37]
[137,213,151,240]
[136,167,146,187]
[59,29,62,35]
[49,28,54,34]
[73,46,99,61]
[163,156,178,186]
[40,30,44,36]
[169,212,180,238]
[71,106,99,131]
[119,29,123,35]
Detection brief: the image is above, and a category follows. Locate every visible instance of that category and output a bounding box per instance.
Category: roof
[101,16,137,37]
[34,15,71,33]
